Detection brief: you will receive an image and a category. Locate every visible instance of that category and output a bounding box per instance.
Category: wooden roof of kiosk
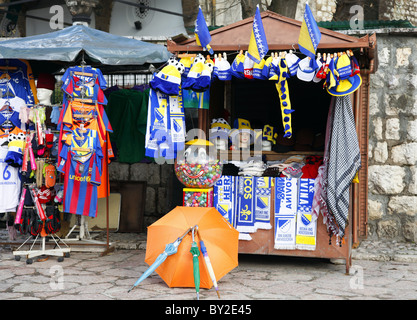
[168,10,377,270]
[168,10,376,69]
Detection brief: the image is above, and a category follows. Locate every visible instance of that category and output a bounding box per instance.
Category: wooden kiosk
[168,11,377,273]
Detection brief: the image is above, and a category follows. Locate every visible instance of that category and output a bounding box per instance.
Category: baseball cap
[297,57,316,82]
[285,52,300,77]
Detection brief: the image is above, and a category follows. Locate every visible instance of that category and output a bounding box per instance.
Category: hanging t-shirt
[57,128,103,217]
[61,66,108,105]
[0,59,38,105]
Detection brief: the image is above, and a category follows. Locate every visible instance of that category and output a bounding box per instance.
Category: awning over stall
[0,24,172,74]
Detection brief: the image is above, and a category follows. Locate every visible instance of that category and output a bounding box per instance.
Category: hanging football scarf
[145,88,185,160]
[295,178,317,250]
[235,175,256,236]
[213,175,235,225]
[168,90,186,157]
[274,177,298,250]
[254,176,272,230]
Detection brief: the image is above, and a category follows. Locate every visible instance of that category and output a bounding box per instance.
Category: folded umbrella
[128,227,192,292]
[197,229,220,299]
[190,225,200,300]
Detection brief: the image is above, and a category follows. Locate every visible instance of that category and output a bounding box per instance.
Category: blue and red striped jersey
[57,128,103,217]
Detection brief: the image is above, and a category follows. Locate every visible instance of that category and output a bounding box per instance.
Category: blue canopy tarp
[0,24,171,66]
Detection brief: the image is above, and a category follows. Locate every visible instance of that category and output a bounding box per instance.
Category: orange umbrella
[144,206,239,289]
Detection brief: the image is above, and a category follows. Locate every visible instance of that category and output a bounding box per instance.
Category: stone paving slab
[1,230,417,301]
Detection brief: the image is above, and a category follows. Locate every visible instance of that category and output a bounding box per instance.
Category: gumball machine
[175,139,223,207]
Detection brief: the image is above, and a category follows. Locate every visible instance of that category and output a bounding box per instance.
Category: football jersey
[0,129,22,212]
[0,59,38,105]
[61,66,107,105]
[57,128,103,217]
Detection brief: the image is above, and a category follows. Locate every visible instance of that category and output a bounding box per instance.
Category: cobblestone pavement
[1,231,417,301]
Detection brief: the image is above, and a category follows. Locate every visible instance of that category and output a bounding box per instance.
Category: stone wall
[108,162,175,227]
[367,33,417,242]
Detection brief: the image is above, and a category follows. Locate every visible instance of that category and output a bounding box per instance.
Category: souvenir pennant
[213,175,235,225]
[295,178,317,250]
[254,176,272,230]
[274,177,298,250]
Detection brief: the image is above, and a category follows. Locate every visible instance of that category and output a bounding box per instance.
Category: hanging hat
[229,118,255,145]
[150,58,183,95]
[5,133,25,167]
[229,52,245,79]
[349,53,361,76]
[261,56,274,79]
[209,118,231,140]
[327,53,362,96]
[37,73,56,91]
[285,52,301,77]
[262,125,278,144]
[216,54,232,81]
[297,57,316,82]
[182,54,211,91]
[325,57,339,90]
[268,54,280,79]
[312,57,324,83]
[179,57,194,78]
[253,58,266,80]
[243,52,254,79]
[327,73,362,96]
[334,54,352,80]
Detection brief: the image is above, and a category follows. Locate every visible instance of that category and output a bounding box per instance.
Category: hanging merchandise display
[0,63,72,262]
[57,64,113,218]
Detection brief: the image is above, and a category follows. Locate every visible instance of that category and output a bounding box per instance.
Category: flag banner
[195,7,214,54]
[235,175,256,234]
[274,177,298,250]
[247,5,269,64]
[298,3,321,69]
[295,178,317,250]
[213,175,235,225]
[183,88,210,109]
[254,176,272,230]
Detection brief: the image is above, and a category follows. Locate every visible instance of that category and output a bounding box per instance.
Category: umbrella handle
[191,225,198,241]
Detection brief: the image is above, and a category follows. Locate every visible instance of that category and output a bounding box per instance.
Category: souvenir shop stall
[0,24,170,261]
[159,11,377,273]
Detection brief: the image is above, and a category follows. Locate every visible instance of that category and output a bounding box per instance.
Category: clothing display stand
[12,230,70,264]
[64,215,114,254]
[56,57,114,255]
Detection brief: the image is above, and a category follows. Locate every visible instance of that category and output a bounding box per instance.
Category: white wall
[109,0,187,37]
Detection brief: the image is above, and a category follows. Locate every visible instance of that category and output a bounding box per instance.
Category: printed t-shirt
[61,66,107,105]
[57,127,103,217]
[0,127,24,212]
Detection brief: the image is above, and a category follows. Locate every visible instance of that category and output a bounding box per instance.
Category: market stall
[0,24,171,259]
[165,11,377,273]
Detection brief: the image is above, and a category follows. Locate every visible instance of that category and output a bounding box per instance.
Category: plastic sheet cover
[0,25,171,65]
